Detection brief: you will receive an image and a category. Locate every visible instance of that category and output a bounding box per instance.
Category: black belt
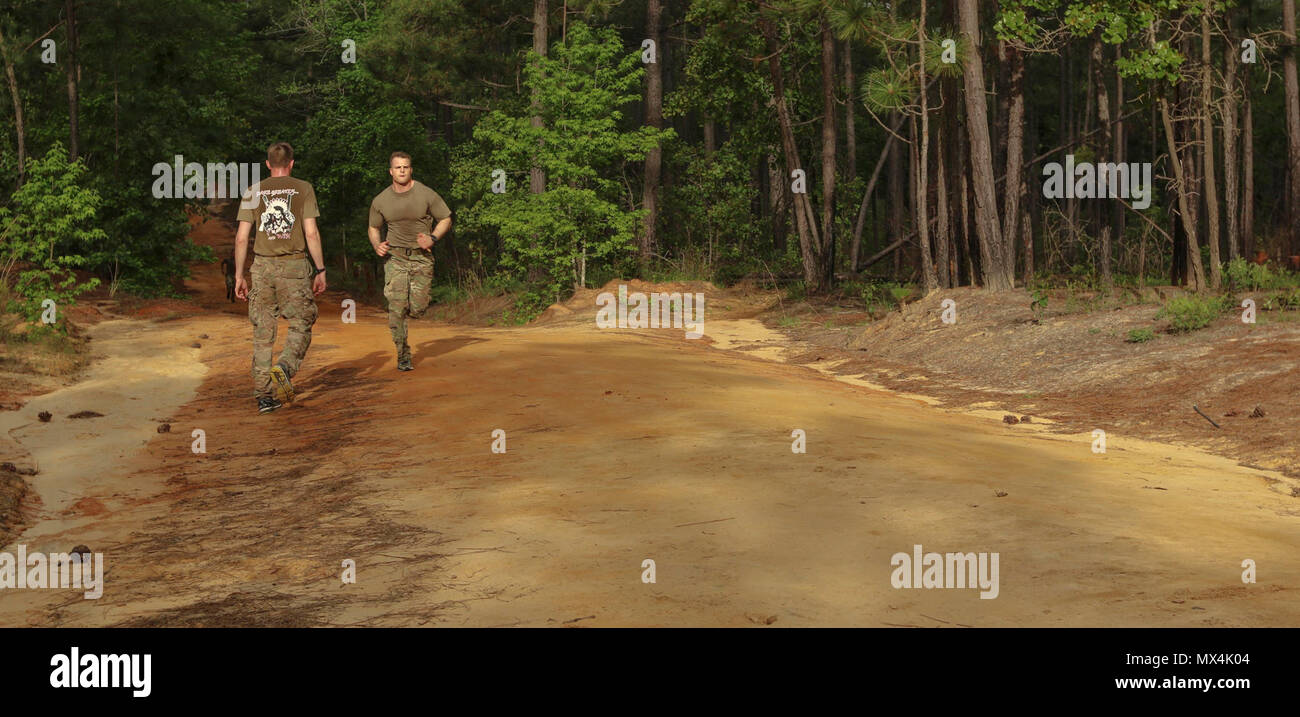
[254,253,308,261]
[386,245,429,256]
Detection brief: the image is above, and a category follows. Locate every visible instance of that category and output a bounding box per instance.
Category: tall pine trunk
[820,15,837,285]
[762,18,824,291]
[530,0,548,195]
[1002,42,1026,287]
[958,0,1010,290]
[0,27,25,187]
[640,0,664,271]
[1202,11,1223,287]
[915,0,937,293]
[65,0,80,161]
[1243,36,1256,258]
[1092,35,1113,286]
[1284,0,1300,255]
[1223,8,1241,261]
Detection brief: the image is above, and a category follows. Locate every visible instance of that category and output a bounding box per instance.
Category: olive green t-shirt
[368,180,452,249]
[236,176,319,257]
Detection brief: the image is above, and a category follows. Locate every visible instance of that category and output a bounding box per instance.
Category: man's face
[389,158,412,186]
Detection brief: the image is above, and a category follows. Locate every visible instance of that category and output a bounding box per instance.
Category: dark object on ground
[70,544,91,558]
[1250,406,1265,418]
[221,257,236,302]
[157,423,171,433]
[199,334,209,339]
[995,490,1008,497]
[190,342,201,348]
[68,410,104,419]
[0,462,37,475]
[1002,415,1019,424]
[1193,404,1221,429]
[37,411,51,422]
[1020,415,1032,423]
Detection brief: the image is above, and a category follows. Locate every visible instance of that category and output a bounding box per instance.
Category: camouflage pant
[249,256,318,398]
[383,248,433,360]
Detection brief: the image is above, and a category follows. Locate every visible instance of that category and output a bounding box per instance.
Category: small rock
[157,423,171,433]
[190,342,202,348]
[995,490,1008,498]
[199,334,209,339]
[1020,415,1032,423]
[70,545,91,558]
[1002,414,1019,425]
[38,411,52,422]
[68,410,103,419]
[1250,406,1265,418]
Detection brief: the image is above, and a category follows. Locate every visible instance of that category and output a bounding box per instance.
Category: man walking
[368,151,452,371]
[234,142,328,414]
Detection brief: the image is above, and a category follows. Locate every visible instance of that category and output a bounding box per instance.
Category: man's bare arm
[369,225,388,256]
[233,221,253,300]
[234,221,251,276]
[303,217,326,270]
[432,216,452,241]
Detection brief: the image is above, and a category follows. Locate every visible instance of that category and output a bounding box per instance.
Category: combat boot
[257,396,283,414]
[271,362,295,402]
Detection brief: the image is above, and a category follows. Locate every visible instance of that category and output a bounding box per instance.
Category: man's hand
[374,240,390,257]
[235,276,249,301]
[416,232,434,250]
[312,272,327,296]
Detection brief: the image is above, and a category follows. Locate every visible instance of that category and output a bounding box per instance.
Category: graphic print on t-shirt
[257,189,299,240]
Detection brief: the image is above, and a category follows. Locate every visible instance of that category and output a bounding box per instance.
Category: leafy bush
[1224,257,1273,291]
[0,143,104,327]
[1157,294,1231,333]
[451,23,671,302]
[860,281,914,310]
[1126,328,1155,343]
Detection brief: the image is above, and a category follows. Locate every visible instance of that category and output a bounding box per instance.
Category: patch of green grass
[776,315,802,327]
[858,281,916,312]
[1126,327,1156,343]
[1156,294,1233,333]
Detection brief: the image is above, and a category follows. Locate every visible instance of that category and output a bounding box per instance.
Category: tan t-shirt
[368,180,451,249]
[237,176,319,257]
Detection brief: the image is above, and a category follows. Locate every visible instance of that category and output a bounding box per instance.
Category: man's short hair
[389,151,412,166]
[267,142,294,168]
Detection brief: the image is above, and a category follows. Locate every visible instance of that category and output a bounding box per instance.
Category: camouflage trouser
[249,256,319,399]
[383,248,433,361]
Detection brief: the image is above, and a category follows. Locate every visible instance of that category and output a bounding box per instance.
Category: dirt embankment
[757,286,1300,485]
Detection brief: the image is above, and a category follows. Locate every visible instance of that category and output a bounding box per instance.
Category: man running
[234,142,328,414]
[368,151,452,371]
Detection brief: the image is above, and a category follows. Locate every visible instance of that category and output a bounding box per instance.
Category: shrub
[1157,294,1231,333]
[1126,328,1155,343]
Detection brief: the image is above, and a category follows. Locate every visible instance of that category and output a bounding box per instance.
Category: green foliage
[859,281,915,311]
[451,22,671,305]
[0,143,103,326]
[1126,327,1156,343]
[1223,257,1300,291]
[1157,294,1232,333]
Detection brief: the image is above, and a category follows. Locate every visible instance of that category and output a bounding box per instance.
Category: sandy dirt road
[1,226,1298,627]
